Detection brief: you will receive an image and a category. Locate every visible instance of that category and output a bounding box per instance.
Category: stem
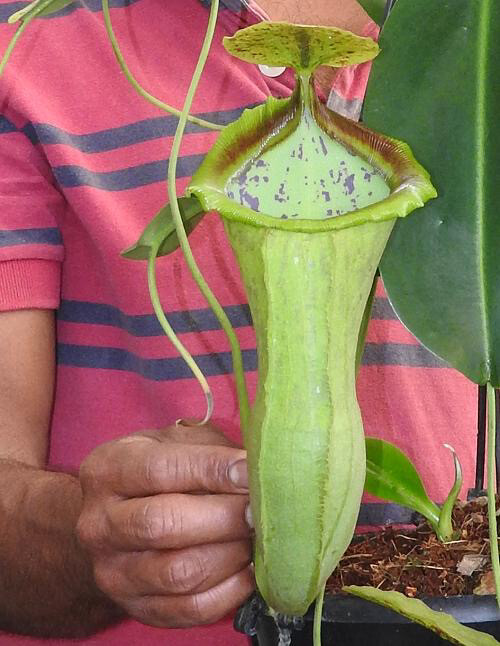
[101,0,223,132]
[0,14,35,77]
[487,382,500,607]
[313,583,325,646]
[165,0,250,432]
[147,243,213,425]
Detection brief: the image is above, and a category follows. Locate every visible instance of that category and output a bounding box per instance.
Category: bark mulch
[326,497,497,598]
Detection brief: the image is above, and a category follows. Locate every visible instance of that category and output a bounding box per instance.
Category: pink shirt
[0,0,477,643]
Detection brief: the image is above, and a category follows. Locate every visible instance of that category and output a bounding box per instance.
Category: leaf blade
[364,437,440,529]
[356,0,388,26]
[121,196,205,260]
[363,0,500,386]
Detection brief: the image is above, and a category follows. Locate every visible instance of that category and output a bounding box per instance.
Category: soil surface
[326,498,497,597]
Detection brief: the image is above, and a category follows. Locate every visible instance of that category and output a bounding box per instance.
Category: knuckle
[128,499,182,545]
[92,561,122,599]
[162,553,208,593]
[76,509,103,550]
[187,591,222,625]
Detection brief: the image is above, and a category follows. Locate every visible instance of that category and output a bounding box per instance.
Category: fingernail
[245,503,254,528]
[228,459,248,488]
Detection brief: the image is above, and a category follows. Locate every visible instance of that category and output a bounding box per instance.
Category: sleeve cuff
[0,259,61,311]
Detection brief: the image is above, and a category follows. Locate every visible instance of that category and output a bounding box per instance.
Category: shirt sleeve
[0,109,65,311]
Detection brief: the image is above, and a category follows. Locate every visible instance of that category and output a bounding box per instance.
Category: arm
[0,309,121,638]
[0,309,253,638]
[259,0,371,33]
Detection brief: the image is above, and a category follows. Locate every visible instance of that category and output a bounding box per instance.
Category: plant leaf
[121,196,205,260]
[363,0,500,386]
[356,0,389,26]
[223,22,379,72]
[344,586,500,645]
[437,444,463,541]
[364,437,440,531]
[8,0,74,23]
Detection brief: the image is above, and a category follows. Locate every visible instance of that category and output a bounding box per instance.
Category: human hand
[77,425,254,628]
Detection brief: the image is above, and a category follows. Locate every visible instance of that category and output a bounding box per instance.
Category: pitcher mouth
[188,79,436,234]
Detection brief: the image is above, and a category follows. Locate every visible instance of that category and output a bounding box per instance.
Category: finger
[80,438,248,497]
[127,566,255,628]
[156,424,240,448]
[95,540,252,598]
[98,493,251,551]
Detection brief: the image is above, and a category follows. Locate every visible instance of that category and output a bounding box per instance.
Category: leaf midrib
[477,0,491,380]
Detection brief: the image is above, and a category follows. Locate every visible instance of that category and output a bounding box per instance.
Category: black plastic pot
[235,592,500,645]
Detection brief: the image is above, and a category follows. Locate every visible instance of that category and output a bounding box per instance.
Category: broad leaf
[364,437,440,530]
[356,0,388,26]
[121,196,205,260]
[344,587,500,645]
[363,0,500,386]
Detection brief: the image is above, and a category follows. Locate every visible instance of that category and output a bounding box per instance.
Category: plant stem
[147,242,213,425]
[487,382,500,607]
[101,0,223,132]
[165,0,250,432]
[0,14,35,77]
[313,583,325,646]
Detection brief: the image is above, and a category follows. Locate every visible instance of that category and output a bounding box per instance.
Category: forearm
[0,459,124,638]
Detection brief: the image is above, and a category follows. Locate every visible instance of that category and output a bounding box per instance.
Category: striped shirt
[0,0,476,643]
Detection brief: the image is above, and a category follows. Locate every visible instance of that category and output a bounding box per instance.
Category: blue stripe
[57,300,253,334]
[0,227,61,247]
[53,153,203,190]
[363,341,445,368]
[0,115,18,134]
[57,297,395,336]
[56,339,445,380]
[370,296,397,321]
[22,105,252,151]
[1,0,244,25]
[57,343,258,380]
[0,0,142,23]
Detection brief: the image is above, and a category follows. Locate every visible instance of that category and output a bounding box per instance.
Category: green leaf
[223,22,379,73]
[363,0,500,386]
[364,437,441,531]
[344,586,500,645]
[356,0,388,26]
[121,196,205,260]
[8,0,74,23]
[437,444,463,542]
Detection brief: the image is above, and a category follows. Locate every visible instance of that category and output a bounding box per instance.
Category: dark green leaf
[356,0,388,26]
[344,587,500,645]
[121,196,205,260]
[363,0,500,386]
[365,437,440,531]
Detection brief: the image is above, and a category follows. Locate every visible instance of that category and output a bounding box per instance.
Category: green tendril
[487,383,500,607]
[147,242,213,426]
[313,583,325,646]
[0,13,37,77]
[165,0,250,432]
[101,0,223,132]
